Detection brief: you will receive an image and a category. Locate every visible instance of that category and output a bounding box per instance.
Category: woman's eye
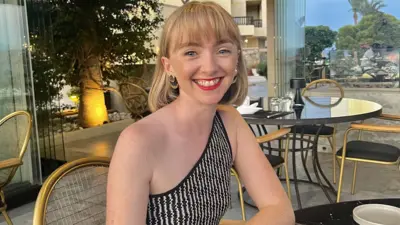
[184,51,197,56]
[219,49,231,54]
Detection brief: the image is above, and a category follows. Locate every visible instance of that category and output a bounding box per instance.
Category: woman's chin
[197,95,224,106]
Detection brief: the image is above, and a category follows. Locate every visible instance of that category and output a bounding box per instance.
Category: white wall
[261,0,267,29]
[231,0,246,17]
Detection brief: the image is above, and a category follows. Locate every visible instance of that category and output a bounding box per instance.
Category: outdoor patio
[1,121,399,224]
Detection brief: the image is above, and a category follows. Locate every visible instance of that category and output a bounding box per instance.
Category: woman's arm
[232,110,295,225]
[106,126,154,225]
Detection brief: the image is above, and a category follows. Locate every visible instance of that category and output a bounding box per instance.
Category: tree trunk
[353,11,359,65]
[353,11,358,25]
[78,56,109,128]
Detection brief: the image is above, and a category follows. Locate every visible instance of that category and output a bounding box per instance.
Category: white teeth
[195,78,220,87]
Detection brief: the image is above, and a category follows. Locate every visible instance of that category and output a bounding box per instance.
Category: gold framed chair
[219,168,246,225]
[0,111,32,225]
[33,157,110,225]
[299,78,344,184]
[336,114,400,202]
[220,128,291,224]
[256,128,291,200]
[230,168,246,221]
[118,82,149,119]
[248,125,292,200]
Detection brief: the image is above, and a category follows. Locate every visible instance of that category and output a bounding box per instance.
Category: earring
[169,75,179,89]
[232,76,238,83]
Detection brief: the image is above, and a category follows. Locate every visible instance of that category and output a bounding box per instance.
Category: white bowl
[237,106,262,115]
[353,204,400,225]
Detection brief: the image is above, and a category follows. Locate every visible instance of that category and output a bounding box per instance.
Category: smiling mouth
[193,77,223,91]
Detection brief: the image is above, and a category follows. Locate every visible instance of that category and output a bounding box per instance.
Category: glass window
[0,0,41,186]
[305,0,400,89]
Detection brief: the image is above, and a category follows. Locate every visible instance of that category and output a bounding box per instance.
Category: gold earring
[169,75,179,89]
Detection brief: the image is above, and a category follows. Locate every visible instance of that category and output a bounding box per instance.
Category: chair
[222,129,290,224]
[219,168,246,224]
[248,125,292,200]
[108,82,149,119]
[256,128,291,200]
[0,111,32,225]
[34,157,246,225]
[299,78,344,184]
[33,157,110,225]
[230,168,246,221]
[119,82,149,119]
[336,114,400,202]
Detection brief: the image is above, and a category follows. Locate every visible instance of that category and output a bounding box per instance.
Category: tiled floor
[1,121,399,224]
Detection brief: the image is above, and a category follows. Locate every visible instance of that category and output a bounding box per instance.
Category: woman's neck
[169,96,217,131]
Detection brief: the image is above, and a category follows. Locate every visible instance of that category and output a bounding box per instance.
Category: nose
[200,51,218,76]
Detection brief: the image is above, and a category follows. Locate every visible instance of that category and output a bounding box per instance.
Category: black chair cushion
[291,125,334,136]
[336,140,400,162]
[265,154,284,167]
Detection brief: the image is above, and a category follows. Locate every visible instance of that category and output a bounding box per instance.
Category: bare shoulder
[111,113,167,170]
[107,113,167,225]
[217,104,242,127]
[217,105,242,157]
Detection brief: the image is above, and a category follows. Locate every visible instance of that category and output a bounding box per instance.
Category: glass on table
[269,97,281,112]
[280,97,293,112]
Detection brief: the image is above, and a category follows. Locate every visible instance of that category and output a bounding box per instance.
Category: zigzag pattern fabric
[146,112,233,225]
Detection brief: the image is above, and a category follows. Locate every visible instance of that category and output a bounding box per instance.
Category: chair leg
[327,135,337,184]
[276,139,284,178]
[231,169,246,221]
[283,163,291,201]
[1,210,13,225]
[336,157,346,203]
[283,137,291,201]
[0,191,12,225]
[351,162,358,195]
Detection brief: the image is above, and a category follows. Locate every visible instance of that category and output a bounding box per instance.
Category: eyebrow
[176,42,202,50]
[217,39,234,45]
[176,39,234,51]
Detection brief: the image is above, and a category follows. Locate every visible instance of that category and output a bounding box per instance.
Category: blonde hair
[148,1,248,112]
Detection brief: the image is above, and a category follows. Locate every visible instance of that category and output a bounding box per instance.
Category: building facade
[153,0,268,73]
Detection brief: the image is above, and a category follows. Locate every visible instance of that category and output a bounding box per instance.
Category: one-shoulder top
[146,112,233,225]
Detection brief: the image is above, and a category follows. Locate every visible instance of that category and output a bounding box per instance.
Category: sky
[306,0,400,31]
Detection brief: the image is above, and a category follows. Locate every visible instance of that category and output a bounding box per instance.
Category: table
[295,198,400,225]
[242,97,382,208]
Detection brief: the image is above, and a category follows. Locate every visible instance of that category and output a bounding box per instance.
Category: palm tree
[347,0,386,64]
[348,0,365,64]
[348,0,364,25]
[358,0,386,16]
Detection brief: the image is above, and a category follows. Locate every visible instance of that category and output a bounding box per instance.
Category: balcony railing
[233,16,262,27]
[233,16,253,25]
[253,19,262,28]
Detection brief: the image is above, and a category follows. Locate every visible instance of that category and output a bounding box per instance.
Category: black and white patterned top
[146,112,233,225]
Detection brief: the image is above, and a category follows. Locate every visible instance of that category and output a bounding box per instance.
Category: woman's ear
[161,56,173,74]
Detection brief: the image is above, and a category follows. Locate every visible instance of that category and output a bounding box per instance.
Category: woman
[107,1,294,225]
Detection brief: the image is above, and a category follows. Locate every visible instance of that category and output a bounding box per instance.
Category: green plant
[305,26,337,61]
[256,62,268,77]
[28,0,163,127]
[336,13,400,52]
